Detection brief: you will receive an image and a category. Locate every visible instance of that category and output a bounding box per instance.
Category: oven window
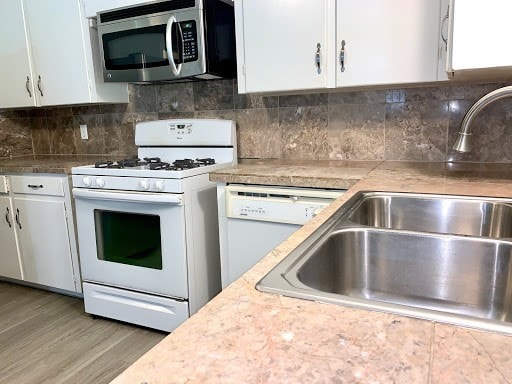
[94,210,162,270]
[102,25,169,70]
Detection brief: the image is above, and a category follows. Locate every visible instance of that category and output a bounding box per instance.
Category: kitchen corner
[111,160,512,384]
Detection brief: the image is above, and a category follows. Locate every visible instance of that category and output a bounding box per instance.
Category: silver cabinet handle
[315,43,321,74]
[340,40,346,72]
[441,5,449,50]
[25,76,32,97]
[37,75,43,97]
[15,208,21,230]
[5,207,11,228]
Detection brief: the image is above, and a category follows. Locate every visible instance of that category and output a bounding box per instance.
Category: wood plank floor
[0,281,166,384]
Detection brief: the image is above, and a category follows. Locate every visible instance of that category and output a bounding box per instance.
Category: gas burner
[143,157,162,164]
[196,158,215,165]
[95,161,123,169]
[95,157,144,169]
[149,162,172,170]
[117,157,145,168]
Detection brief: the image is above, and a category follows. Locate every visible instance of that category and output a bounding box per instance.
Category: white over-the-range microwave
[96,0,236,82]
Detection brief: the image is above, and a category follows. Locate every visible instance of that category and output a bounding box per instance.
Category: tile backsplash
[0,80,511,162]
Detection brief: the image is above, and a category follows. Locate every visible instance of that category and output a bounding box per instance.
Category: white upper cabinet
[0,0,128,109]
[448,0,512,75]
[0,0,36,109]
[335,0,444,87]
[235,0,447,94]
[235,0,333,93]
[24,0,93,106]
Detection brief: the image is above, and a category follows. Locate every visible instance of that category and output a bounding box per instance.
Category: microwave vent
[100,0,196,23]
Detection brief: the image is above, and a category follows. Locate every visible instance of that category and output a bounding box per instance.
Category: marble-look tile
[47,116,76,154]
[193,79,234,110]
[447,99,512,162]
[73,115,105,155]
[385,101,449,161]
[194,109,235,120]
[45,107,73,117]
[329,89,386,105]
[0,109,30,118]
[132,112,159,124]
[156,82,194,113]
[235,108,281,159]
[113,295,432,384]
[100,103,132,114]
[279,93,328,107]
[449,81,510,101]
[130,83,157,112]
[280,106,329,160]
[431,324,512,383]
[234,81,278,109]
[390,85,451,102]
[0,118,33,157]
[72,105,101,115]
[29,108,46,118]
[158,111,195,120]
[30,117,50,155]
[327,103,385,160]
[102,114,136,156]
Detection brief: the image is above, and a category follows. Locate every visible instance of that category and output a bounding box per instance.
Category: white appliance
[72,119,236,332]
[218,184,344,288]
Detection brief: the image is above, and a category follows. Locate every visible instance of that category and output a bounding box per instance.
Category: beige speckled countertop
[0,155,123,174]
[112,160,512,384]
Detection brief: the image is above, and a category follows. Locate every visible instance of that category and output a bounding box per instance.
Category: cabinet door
[450,0,512,71]
[0,196,22,280]
[236,0,331,93]
[23,0,92,106]
[336,0,441,87]
[0,0,36,109]
[14,197,75,291]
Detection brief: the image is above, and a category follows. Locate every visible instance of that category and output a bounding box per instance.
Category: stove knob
[82,176,92,187]
[154,179,165,192]
[140,178,150,190]
[95,177,105,188]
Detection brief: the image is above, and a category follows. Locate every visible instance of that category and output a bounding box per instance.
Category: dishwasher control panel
[225,185,344,225]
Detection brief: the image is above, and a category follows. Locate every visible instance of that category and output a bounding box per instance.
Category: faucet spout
[452,85,512,153]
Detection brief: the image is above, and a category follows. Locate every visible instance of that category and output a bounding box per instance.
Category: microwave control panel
[180,21,198,62]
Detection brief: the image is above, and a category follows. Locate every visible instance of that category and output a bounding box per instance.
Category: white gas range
[71,119,236,332]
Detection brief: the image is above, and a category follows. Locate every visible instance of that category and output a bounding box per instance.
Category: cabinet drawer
[10,175,64,197]
[0,176,7,194]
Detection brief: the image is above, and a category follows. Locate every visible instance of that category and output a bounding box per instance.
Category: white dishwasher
[217,184,344,288]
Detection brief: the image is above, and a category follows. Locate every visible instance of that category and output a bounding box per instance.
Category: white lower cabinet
[0,183,23,280]
[1,174,81,293]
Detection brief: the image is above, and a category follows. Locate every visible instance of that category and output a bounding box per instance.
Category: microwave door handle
[165,15,182,76]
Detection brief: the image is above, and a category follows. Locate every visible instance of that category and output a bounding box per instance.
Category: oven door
[73,188,188,299]
[98,10,205,82]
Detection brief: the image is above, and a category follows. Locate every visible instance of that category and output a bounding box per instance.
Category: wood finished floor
[0,281,166,384]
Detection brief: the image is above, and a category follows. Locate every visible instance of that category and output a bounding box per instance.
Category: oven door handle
[72,189,183,205]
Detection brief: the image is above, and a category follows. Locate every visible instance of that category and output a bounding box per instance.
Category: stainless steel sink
[257,192,512,334]
[347,192,512,238]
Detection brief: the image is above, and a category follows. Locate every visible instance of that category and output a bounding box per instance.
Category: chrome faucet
[452,85,512,153]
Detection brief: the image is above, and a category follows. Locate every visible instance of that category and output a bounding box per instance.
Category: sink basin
[347,192,512,238]
[257,192,512,334]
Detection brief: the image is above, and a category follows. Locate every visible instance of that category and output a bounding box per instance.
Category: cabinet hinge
[88,80,93,91]
[242,65,246,75]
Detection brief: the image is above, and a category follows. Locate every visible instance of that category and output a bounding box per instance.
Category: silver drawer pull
[15,208,22,230]
[5,207,11,228]
[340,40,346,72]
[28,184,44,189]
[315,43,322,74]
[25,76,32,97]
